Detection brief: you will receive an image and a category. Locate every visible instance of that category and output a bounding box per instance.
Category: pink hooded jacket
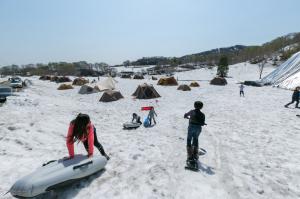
[66,122,94,158]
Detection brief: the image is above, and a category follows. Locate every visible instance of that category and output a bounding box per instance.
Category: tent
[57,84,73,90]
[177,84,191,91]
[190,81,200,87]
[78,85,99,94]
[210,77,227,86]
[94,77,117,91]
[133,74,144,79]
[39,76,51,81]
[157,76,178,86]
[99,90,123,102]
[73,78,89,86]
[132,83,160,99]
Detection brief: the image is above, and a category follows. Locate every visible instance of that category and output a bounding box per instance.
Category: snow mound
[261,51,300,89]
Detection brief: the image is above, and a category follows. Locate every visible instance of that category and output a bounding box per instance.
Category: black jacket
[184,109,205,126]
[292,90,300,100]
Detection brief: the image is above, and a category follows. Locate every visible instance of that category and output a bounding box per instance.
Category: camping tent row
[100,83,161,101]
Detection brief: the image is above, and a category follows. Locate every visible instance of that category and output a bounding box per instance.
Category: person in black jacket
[184,101,206,162]
[285,87,300,108]
[132,113,142,124]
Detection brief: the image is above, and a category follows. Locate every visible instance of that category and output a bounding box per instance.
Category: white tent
[93,77,117,91]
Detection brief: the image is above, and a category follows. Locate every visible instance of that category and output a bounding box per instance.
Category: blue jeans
[187,124,202,147]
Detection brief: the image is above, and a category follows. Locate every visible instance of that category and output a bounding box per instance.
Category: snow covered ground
[1,63,300,199]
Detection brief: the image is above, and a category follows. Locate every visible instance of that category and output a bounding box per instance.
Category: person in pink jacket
[66,113,109,160]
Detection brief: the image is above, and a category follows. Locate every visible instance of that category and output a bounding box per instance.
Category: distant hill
[129,32,300,66]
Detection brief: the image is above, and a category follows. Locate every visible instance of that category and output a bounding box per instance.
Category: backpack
[143,117,150,127]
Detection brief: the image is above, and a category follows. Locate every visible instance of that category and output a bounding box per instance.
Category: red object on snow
[141,106,153,111]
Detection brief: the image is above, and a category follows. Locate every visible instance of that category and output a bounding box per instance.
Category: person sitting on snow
[132,113,142,124]
[285,87,300,108]
[184,101,206,162]
[66,113,110,160]
[148,107,157,125]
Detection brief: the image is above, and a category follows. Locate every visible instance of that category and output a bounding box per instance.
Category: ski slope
[0,63,300,199]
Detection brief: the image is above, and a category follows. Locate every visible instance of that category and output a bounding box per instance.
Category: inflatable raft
[123,122,141,129]
[10,154,107,198]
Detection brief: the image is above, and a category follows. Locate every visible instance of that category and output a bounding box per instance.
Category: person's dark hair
[194,101,203,109]
[132,113,137,117]
[71,113,91,142]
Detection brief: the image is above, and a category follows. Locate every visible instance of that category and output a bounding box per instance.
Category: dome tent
[99,90,123,102]
[157,76,178,86]
[190,81,200,87]
[72,78,89,86]
[57,84,73,90]
[132,83,160,99]
[78,85,99,94]
[210,77,227,86]
[177,84,191,91]
[93,77,117,91]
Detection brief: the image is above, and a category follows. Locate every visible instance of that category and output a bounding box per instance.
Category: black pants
[83,127,106,156]
[285,99,299,108]
[149,116,156,125]
[240,91,244,97]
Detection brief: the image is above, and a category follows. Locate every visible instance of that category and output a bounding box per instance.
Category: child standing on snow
[239,84,245,97]
[66,113,110,160]
[184,101,206,162]
[148,107,157,125]
[285,87,300,108]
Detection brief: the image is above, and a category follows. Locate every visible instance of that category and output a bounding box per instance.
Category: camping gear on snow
[123,122,141,129]
[72,78,89,86]
[133,74,144,79]
[57,84,73,90]
[121,74,131,79]
[132,83,160,99]
[99,90,123,102]
[39,76,51,81]
[93,77,117,91]
[143,117,151,127]
[78,85,99,94]
[189,81,200,87]
[9,154,107,198]
[57,76,72,83]
[210,77,227,85]
[157,76,178,86]
[23,79,33,87]
[177,84,191,91]
[244,81,263,87]
[50,76,59,82]
[51,76,72,83]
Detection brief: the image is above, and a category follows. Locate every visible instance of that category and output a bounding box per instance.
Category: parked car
[9,77,23,88]
[0,86,12,103]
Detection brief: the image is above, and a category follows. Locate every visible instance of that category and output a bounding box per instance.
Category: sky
[0,0,300,66]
